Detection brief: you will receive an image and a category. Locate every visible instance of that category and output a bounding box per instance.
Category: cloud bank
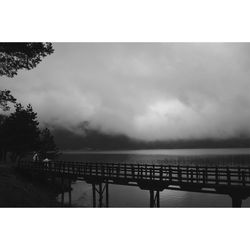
[1,43,250,141]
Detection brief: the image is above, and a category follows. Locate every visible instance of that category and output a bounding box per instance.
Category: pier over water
[18,161,250,207]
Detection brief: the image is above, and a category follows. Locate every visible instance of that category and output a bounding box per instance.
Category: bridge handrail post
[205,167,208,183]
[227,167,231,186]
[124,163,127,178]
[196,166,199,183]
[132,166,135,179]
[101,165,104,177]
[153,165,155,180]
[90,165,92,176]
[84,162,87,176]
[169,166,172,182]
[107,164,110,176]
[159,167,163,181]
[95,163,98,176]
[178,167,182,184]
[215,167,218,185]
[242,171,246,187]
[202,168,206,184]
[117,165,120,178]
[137,164,139,179]
[190,169,193,183]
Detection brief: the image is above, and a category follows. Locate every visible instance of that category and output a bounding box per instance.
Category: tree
[0,89,16,111]
[0,42,54,77]
[0,114,8,161]
[0,89,16,161]
[39,128,58,159]
[2,103,40,161]
[0,43,56,162]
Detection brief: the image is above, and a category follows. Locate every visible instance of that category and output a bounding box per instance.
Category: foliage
[0,43,57,162]
[0,89,17,160]
[0,89,16,111]
[2,103,41,161]
[0,105,59,161]
[0,42,54,77]
[39,128,59,159]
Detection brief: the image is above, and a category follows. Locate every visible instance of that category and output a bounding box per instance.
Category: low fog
[1,43,250,141]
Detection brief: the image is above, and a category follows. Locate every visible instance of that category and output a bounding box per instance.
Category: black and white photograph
[2,43,250,208]
[1,1,250,250]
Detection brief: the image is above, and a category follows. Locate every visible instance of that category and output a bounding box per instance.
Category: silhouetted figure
[43,157,51,168]
[33,152,39,162]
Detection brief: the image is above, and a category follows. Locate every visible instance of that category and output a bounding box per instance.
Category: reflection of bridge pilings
[138,181,166,208]
[149,190,160,207]
[216,187,250,208]
[229,191,249,208]
[91,182,109,207]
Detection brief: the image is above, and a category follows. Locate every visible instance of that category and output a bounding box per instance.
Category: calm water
[58,148,250,207]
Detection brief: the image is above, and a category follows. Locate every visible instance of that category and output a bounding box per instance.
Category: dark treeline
[0,43,57,162]
[53,127,250,151]
[0,96,58,162]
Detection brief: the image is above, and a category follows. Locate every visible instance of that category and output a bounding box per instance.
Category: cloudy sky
[1,43,250,141]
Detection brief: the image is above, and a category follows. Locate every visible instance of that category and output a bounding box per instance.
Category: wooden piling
[61,176,64,207]
[149,190,154,207]
[99,183,103,207]
[156,191,160,207]
[68,179,72,207]
[106,183,109,207]
[92,184,96,207]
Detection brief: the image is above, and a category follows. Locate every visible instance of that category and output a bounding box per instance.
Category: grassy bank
[0,163,60,207]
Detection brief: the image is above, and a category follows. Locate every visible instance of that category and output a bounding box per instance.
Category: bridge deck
[18,161,250,192]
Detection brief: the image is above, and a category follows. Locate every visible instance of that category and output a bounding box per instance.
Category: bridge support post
[92,184,96,207]
[149,190,160,208]
[99,183,103,207]
[150,190,154,207]
[156,190,160,207]
[91,182,109,207]
[228,190,246,208]
[68,179,72,207]
[61,176,64,207]
[106,182,109,208]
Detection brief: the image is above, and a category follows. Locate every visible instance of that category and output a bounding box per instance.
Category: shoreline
[0,163,60,207]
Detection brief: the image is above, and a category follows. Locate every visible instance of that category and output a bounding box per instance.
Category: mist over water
[59,148,250,207]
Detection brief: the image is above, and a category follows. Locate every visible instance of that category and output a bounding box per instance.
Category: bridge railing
[17,160,250,187]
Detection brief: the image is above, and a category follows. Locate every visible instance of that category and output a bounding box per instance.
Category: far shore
[61,147,250,155]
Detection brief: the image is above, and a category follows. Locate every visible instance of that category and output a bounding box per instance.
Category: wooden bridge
[17,161,250,207]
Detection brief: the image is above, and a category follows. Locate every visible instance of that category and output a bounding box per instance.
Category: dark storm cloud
[1,43,250,140]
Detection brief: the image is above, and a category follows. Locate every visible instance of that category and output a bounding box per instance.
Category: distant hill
[52,127,250,150]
